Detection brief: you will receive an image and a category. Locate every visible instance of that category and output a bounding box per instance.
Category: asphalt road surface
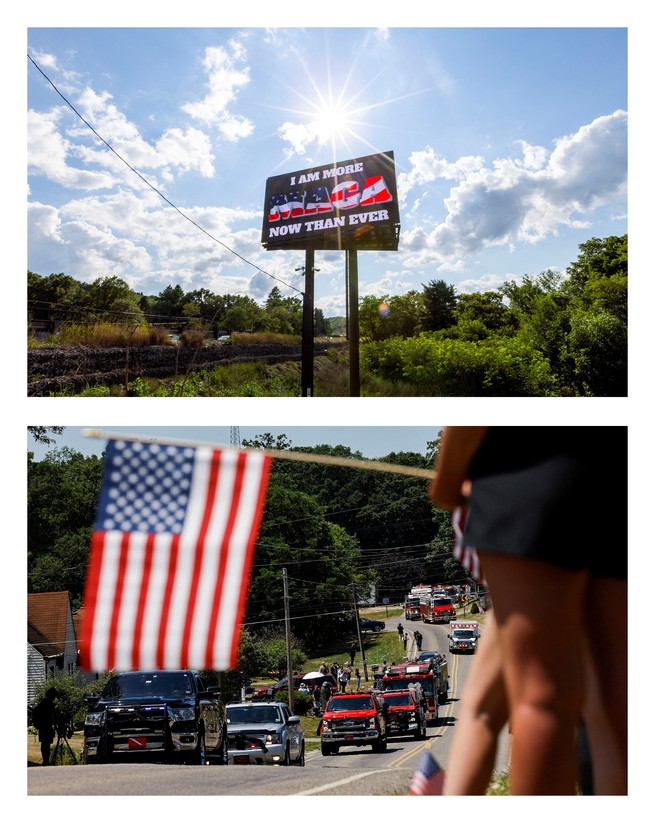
[28,618,510,796]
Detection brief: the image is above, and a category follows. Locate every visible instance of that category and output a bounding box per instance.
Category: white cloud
[181,44,254,142]
[397,146,484,203]
[28,108,114,190]
[401,111,627,262]
[29,83,217,195]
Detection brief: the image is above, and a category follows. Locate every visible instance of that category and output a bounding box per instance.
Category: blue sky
[26,23,627,317]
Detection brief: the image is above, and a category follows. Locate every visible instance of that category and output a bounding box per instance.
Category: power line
[27,53,303,297]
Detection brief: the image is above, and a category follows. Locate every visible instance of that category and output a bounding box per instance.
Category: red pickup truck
[319,692,388,756]
[379,689,427,740]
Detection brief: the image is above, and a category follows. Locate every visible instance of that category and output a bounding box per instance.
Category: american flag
[452,505,486,586]
[79,439,271,673]
[410,750,445,795]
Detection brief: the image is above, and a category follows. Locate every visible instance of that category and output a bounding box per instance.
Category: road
[28,617,510,796]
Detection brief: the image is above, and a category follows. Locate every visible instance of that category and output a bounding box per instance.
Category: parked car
[82,669,227,765]
[359,617,385,632]
[251,673,306,701]
[226,701,305,766]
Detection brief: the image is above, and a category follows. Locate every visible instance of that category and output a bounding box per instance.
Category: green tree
[247,478,371,650]
[454,291,518,336]
[314,307,329,337]
[359,294,390,341]
[28,272,90,326]
[28,448,104,607]
[421,279,457,331]
[87,276,145,324]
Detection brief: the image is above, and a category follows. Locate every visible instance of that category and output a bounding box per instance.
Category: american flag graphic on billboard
[79,439,271,673]
[360,175,393,206]
[304,186,333,215]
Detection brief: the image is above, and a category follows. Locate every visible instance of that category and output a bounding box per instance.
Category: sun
[310,101,356,145]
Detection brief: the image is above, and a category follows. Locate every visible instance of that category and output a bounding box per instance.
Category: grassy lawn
[27,730,84,766]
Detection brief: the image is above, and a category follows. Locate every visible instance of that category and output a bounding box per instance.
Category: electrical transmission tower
[230,427,240,448]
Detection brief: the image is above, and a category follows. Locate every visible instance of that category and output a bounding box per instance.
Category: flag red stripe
[131,533,155,670]
[107,533,131,671]
[227,454,272,668]
[204,451,246,668]
[79,531,106,670]
[156,534,180,668]
[180,451,221,668]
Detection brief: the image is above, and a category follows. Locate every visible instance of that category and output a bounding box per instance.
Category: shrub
[363,334,555,396]
[274,690,314,715]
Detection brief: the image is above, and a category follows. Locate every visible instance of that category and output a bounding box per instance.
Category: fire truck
[403,595,421,620]
[419,593,456,624]
[380,657,449,723]
[404,584,433,620]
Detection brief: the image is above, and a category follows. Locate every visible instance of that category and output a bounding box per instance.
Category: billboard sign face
[262,151,400,251]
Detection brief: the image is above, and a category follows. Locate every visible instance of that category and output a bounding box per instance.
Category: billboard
[261,151,400,251]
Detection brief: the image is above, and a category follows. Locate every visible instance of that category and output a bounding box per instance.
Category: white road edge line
[294,769,389,795]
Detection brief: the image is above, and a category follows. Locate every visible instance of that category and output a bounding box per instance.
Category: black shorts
[463,427,627,579]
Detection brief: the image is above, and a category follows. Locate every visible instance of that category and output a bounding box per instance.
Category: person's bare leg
[481,554,588,795]
[443,612,508,794]
[582,577,628,794]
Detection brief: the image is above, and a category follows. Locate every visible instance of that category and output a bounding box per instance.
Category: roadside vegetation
[29,235,627,396]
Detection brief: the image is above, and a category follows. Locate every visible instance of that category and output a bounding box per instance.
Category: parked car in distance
[359,617,385,632]
[226,701,305,766]
[251,673,306,701]
[82,669,227,765]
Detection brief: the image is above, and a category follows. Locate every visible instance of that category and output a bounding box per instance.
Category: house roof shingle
[27,591,72,657]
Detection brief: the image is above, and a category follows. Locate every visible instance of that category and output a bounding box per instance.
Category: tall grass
[30,323,173,348]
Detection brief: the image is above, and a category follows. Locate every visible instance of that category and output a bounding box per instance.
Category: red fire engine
[380,659,449,723]
[419,594,456,624]
[404,584,433,620]
[403,595,421,620]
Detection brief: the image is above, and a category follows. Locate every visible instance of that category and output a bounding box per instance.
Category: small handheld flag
[410,750,445,795]
[79,439,271,673]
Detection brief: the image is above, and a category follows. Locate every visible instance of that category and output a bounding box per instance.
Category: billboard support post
[347,249,360,397]
[300,248,315,397]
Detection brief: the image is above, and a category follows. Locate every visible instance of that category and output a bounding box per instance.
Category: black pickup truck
[83,670,227,765]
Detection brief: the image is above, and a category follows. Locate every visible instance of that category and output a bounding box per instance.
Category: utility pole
[347,249,360,396]
[283,568,294,713]
[298,250,318,397]
[352,582,368,682]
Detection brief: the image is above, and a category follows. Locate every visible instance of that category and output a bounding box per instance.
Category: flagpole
[81,429,436,480]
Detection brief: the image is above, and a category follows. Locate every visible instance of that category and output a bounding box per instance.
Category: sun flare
[311,101,354,145]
